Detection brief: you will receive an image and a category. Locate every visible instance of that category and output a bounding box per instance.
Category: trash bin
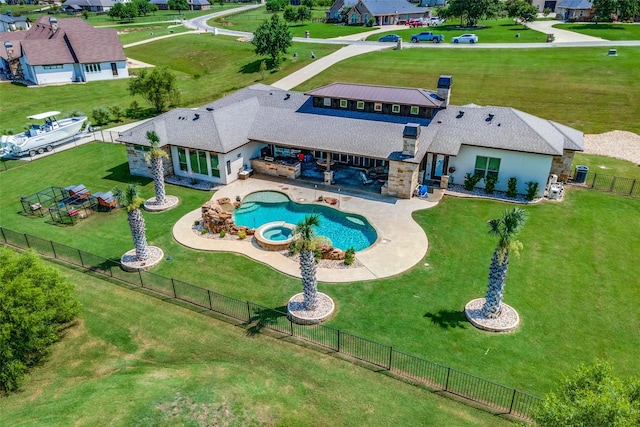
[574,165,589,184]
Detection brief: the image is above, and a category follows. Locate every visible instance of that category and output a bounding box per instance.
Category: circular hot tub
[255,222,296,251]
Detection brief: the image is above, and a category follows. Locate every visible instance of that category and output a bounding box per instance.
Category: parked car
[410,31,445,43]
[452,34,478,44]
[427,17,444,26]
[407,19,423,27]
[379,34,401,42]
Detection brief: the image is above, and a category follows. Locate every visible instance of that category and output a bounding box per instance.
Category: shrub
[314,248,322,262]
[236,195,241,202]
[219,230,226,238]
[194,220,200,225]
[318,195,323,201]
[344,247,355,265]
[484,174,498,194]
[525,181,539,201]
[506,177,518,198]
[288,242,300,256]
[366,18,375,27]
[463,173,482,191]
[238,230,247,240]
[91,107,110,126]
[108,105,123,122]
[127,100,141,118]
[201,228,207,234]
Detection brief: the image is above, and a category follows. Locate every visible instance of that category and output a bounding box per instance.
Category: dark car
[378,34,401,42]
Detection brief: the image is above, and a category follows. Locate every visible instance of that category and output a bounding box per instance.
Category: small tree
[618,0,640,21]
[506,177,518,198]
[463,172,482,191]
[91,107,111,126]
[534,361,640,427]
[525,181,539,201]
[301,0,315,9]
[297,5,312,24]
[252,14,292,69]
[108,105,124,122]
[128,67,180,113]
[484,174,497,194]
[543,7,552,17]
[108,2,125,19]
[592,0,617,22]
[114,184,150,261]
[144,130,168,205]
[0,248,81,392]
[127,100,141,118]
[168,0,189,13]
[283,5,298,23]
[82,9,89,19]
[259,60,267,81]
[265,0,287,12]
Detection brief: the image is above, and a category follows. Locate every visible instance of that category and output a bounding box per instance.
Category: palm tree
[293,215,321,310]
[144,130,168,205]
[114,184,150,261]
[482,207,527,318]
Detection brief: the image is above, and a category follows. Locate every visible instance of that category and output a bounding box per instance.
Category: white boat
[1,111,88,156]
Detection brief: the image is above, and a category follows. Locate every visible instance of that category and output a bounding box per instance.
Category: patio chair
[360,171,373,185]
[415,184,428,198]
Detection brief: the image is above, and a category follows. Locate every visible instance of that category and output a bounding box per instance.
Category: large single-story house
[0,16,128,85]
[61,0,114,12]
[556,0,593,20]
[150,0,211,10]
[0,15,31,32]
[118,78,583,199]
[327,0,428,25]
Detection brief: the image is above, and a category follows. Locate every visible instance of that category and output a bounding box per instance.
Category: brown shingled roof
[305,82,444,108]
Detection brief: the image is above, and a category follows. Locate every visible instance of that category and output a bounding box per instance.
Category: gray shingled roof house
[327,0,428,25]
[61,0,114,13]
[0,16,128,85]
[149,0,211,10]
[556,0,593,20]
[118,81,583,199]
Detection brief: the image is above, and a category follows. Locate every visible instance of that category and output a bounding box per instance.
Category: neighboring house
[0,15,31,32]
[150,0,211,10]
[419,0,445,6]
[530,0,558,12]
[61,0,114,12]
[556,0,593,20]
[0,16,128,85]
[327,0,427,25]
[118,79,583,199]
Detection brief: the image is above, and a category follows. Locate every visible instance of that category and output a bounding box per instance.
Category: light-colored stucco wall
[447,146,552,196]
[29,63,74,85]
[82,61,129,82]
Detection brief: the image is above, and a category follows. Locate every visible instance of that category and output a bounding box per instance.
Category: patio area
[173,174,443,283]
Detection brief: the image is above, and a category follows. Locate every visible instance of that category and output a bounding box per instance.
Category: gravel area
[166,175,218,190]
[446,184,543,204]
[287,292,335,324]
[144,195,179,212]
[120,246,164,272]
[464,298,520,333]
[584,131,640,165]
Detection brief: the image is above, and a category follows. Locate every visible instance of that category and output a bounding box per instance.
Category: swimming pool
[233,191,377,251]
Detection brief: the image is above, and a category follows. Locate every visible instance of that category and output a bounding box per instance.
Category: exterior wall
[250,158,301,179]
[550,150,576,182]
[384,160,419,199]
[126,144,173,178]
[29,63,74,85]
[81,60,129,82]
[312,96,435,119]
[446,146,552,196]
[23,58,127,85]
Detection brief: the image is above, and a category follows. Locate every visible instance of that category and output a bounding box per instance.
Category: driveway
[526,19,604,43]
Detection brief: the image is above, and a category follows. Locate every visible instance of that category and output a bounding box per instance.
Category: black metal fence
[573,169,640,197]
[0,226,542,421]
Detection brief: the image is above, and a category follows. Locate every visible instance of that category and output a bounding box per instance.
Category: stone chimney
[437,75,452,108]
[49,17,58,33]
[4,41,14,59]
[402,123,420,157]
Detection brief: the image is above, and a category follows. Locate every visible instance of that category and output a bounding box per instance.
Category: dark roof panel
[305,82,443,108]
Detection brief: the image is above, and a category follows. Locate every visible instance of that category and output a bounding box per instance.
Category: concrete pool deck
[172,175,442,283]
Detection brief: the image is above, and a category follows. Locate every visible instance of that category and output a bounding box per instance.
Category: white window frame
[392,104,400,113]
[357,101,365,110]
[340,99,348,108]
[323,97,331,106]
[374,102,382,112]
[410,106,419,115]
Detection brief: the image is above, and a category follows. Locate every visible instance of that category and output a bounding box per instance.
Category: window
[226,160,231,175]
[190,150,209,175]
[356,101,365,110]
[133,144,150,152]
[323,97,331,107]
[111,62,118,76]
[410,106,419,115]
[392,104,400,113]
[43,65,63,70]
[178,148,188,172]
[474,156,501,179]
[84,63,101,73]
[210,154,220,177]
[340,99,348,108]
[374,102,382,112]
[351,13,357,23]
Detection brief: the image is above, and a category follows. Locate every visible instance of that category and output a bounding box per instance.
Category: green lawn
[117,24,193,45]
[371,18,548,43]
[211,8,374,38]
[555,22,640,41]
[573,153,640,179]
[295,46,640,135]
[0,143,638,398]
[0,261,511,426]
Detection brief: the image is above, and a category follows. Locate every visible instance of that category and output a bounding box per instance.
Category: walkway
[173,177,440,283]
[526,19,603,43]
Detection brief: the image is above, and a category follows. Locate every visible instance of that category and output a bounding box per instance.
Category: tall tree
[301,0,315,8]
[292,215,321,310]
[144,130,168,205]
[440,0,502,27]
[505,0,538,27]
[252,14,292,69]
[297,5,312,24]
[481,207,527,318]
[114,184,150,261]
[592,0,617,22]
[168,0,189,13]
[128,67,180,113]
[617,0,640,21]
[108,2,125,19]
[534,361,640,427]
[283,5,298,23]
[0,248,80,392]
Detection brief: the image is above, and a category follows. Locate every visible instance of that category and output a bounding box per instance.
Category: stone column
[440,174,449,189]
[324,170,334,185]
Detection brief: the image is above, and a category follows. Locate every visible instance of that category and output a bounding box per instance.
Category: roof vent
[269,92,273,95]
[194,113,200,120]
[437,120,442,124]
[49,17,58,32]
[437,75,452,89]
[284,93,291,100]
[206,107,214,111]
[456,111,464,119]
[486,113,495,122]
[403,123,420,138]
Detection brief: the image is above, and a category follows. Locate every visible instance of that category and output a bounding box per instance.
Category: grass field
[117,24,193,45]
[0,143,638,398]
[573,153,640,179]
[371,18,548,43]
[0,260,512,426]
[555,22,640,40]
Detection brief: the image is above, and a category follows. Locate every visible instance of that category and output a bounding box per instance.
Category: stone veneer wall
[550,150,576,182]
[250,158,301,179]
[384,161,419,199]
[126,144,174,178]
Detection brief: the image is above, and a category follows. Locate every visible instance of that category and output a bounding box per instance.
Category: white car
[452,34,478,44]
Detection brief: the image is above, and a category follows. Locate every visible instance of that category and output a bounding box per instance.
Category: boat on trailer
[1,111,88,157]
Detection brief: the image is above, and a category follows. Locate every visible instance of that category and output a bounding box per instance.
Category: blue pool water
[263,226,292,241]
[234,191,377,251]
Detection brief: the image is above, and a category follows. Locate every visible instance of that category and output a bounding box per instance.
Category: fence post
[388,347,393,371]
[0,227,6,243]
[609,176,616,192]
[246,301,251,322]
[289,318,294,336]
[591,172,597,189]
[630,179,636,196]
[78,249,84,267]
[171,278,177,298]
[139,270,144,287]
[445,367,451,391]
[207,290,212,310]
[50,240,57,258]
[508,389,516,414]
[24,233,30,248]
[337,329,341,353]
